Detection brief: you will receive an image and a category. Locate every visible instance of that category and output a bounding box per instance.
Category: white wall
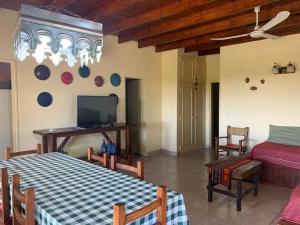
[220,34,300,147]
[0,8,162,156]
[161,50,178,152]
[0,90,12,159]
[204,54,220,148]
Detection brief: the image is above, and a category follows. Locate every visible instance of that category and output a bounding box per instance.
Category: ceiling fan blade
[261,11,290,31]
[211,33,249,41]
[261,33,280,40]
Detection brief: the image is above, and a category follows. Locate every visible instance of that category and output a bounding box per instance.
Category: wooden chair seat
[4,144,41,160]
[87,147,109,168]
[0,168,11,225]
[219,144,247,151]
[110,155,144,180]
[12,174,35,225]
[113,185,167,225]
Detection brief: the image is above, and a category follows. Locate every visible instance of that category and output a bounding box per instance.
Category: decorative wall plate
[109,93,119,104]
[61,72,73,85]
[34,65,50,80]
[94,76,104,87]
[37,92,53,107]
[110,73,121,87]
[78,65,90,78]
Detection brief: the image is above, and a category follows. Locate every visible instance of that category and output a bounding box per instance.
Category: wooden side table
[206,159,262,211]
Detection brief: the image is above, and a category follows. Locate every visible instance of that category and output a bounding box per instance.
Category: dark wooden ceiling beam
[88,0,143,22]
[186,23,300,53]
[198,48,220,56]
[103,0,220,35]
[118,0,276,43]
[139,0,300,48]
[155,12,300,52]
[47,0,76,8]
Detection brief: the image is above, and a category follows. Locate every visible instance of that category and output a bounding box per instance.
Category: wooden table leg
[42,135,49,153]
[208,170,213,202]
[253,170,259,197]
[116,130,121,155]
[237,180,242,211]
[51,135,57,152]
[126,127,131,164]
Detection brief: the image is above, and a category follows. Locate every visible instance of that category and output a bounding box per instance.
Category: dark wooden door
[211,83,219,148]
[126,78,141,154]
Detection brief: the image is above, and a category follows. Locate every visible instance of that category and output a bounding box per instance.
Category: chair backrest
[87,147,109,168]
[4,144,41,160]
[227,126,249,145]
[12,174,35,225]
[110,155,144,180]
[0,168,11,225]
[113,185,167,225]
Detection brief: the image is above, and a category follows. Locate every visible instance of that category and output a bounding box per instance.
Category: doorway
[211,82,220,148]
[125,78,141,155]
[0,62,13,159]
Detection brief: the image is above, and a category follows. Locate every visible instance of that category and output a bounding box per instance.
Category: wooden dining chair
[215,126,249,159]
[113,185,167,225]
[0,168,11,225]
[87,147,109,168]
[12,174,35,225]
[110,155,144,180]
[4,144,41,160]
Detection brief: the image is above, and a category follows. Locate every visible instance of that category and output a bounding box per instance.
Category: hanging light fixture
[13,5,103,68]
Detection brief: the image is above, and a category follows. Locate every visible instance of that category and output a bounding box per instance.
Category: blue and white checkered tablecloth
[0,152,189,225]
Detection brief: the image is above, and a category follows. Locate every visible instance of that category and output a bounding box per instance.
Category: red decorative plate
[61,72,73,85]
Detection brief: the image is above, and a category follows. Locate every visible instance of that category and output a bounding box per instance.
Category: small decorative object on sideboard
[101,140,117,155]
[272,62,296,74]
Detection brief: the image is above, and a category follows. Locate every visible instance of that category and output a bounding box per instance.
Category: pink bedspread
[250,141,300,170]
[281,184,300,223]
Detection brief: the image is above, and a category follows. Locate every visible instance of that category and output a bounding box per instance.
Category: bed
[250,140,300,188]
[278,184,300,225]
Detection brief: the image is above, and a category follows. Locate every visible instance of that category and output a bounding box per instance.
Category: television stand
[33,123,131,161]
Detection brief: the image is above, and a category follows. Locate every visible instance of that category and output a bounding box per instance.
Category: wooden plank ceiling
[1,0,300,56]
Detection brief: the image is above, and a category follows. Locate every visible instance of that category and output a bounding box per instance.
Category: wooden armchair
[4,144,41,160]
[215,126,249,159]
[12,174,35,225]
[0,168,11,225]
[87,147,109,168]
[113,185,167,225]
[110,155,144,180]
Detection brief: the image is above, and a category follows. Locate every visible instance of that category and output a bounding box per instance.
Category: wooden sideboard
[33,124,130,159]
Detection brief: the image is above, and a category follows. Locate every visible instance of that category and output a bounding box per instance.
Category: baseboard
[148,149,178,156]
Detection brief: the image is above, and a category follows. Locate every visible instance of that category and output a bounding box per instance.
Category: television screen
[77,96,117,128]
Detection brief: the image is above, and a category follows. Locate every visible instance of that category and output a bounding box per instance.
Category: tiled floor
[142,150,291,225]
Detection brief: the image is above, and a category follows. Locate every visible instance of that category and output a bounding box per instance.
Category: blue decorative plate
[78,65,90,78]
[34,65,50,80]
[110,73,121,87]
[37,92,53,107]
[109,93,119,104]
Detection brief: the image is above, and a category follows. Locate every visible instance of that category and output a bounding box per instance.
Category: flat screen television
[77,96,117,128]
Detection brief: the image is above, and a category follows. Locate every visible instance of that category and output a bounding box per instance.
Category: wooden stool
[206,159,262,211]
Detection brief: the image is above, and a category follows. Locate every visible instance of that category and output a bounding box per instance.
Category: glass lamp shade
[272,64,279,74]
[286,62,295,73]
[13,5,103,68]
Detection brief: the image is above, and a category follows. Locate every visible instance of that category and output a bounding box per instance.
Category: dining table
[0,152,189,225]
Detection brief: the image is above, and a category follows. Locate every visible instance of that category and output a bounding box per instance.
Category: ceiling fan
[211,6,290,41]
